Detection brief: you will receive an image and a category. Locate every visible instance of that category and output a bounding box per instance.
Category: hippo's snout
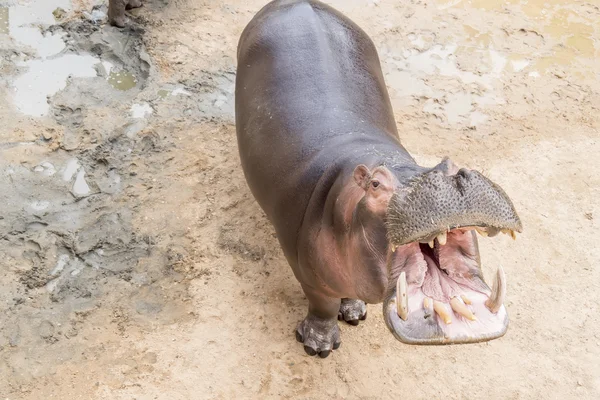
[386,166,522,247]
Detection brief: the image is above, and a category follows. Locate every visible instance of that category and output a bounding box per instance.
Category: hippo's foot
[108,0,127,27]
[338,298,367,326]
[126,0,142,10]
[109,15,126,28]
[295,315,341,358]
[108,0,141,27]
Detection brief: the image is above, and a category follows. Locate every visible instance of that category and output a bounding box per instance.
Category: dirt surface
[0,0,599,399]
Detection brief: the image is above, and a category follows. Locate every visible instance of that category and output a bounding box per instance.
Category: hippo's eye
[371,180,380,189]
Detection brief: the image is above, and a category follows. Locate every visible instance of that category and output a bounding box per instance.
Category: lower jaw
[383,290,509,345]
[383,228,510,345]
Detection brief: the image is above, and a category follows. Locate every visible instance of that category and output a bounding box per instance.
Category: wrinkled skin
[235,0,522,357]
[108,0,143,28]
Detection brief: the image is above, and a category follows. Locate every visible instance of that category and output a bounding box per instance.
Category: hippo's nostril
[454,169,473,193]
[457,168,473,179]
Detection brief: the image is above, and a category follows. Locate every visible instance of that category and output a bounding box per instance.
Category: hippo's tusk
[460,294,472,305]
[485,265,506,313]
[433,300,452,324]
[450,297,477,321]
[396,271,408,321]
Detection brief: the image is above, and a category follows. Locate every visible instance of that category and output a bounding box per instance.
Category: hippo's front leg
[295,285,341,358]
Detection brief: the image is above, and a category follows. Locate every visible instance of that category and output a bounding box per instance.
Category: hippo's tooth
[485,265,506,314]
[450,297,477,321]
[433,300,452,324]
[475,227,488,237]
[428,240,434,248]
[460,294,472,305]
[423,297,433,319]
[396,272,408,321]
[437,231,447,245]
[501,229,517,240]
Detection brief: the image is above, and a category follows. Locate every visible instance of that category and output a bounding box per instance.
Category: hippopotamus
[108,0,142,27]
[235,0,522,358]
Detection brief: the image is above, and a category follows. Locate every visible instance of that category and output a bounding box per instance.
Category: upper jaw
[385,168,522,247]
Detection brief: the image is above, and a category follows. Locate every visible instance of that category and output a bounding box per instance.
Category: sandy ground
[0,0,599,398]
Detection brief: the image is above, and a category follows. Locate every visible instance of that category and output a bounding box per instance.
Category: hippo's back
[235,0,400,259]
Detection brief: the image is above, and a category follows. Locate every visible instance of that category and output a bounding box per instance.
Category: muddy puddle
[2,0,70,57]
[3,0,147,117]
[107,70,138,91]
[156,86,192,100]
[101,60,139,91]
[13,55,99,116]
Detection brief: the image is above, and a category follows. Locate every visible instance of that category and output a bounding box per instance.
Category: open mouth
[380,164,522,344]
[384,226,513,345]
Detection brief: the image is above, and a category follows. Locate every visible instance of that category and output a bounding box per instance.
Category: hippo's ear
[353,164,371,190]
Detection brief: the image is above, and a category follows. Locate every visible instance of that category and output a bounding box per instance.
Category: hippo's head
[352,158,522,345]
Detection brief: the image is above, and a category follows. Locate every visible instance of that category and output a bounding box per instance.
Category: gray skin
[108,0,142,28]
[235,0,522,358]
